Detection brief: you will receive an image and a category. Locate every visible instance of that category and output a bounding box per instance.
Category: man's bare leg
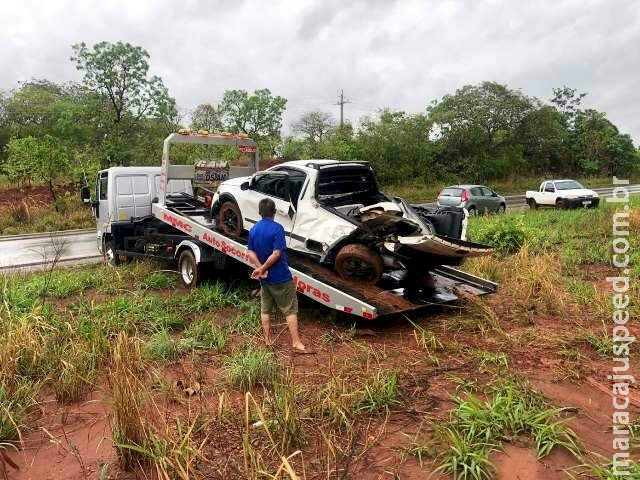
[286,314,306,351]
[261,313,272,345]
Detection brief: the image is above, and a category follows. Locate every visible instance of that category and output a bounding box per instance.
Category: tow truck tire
[218,201,243,236]
[335,244,384,285]
[103,238,120,266]
[178,249,199,289]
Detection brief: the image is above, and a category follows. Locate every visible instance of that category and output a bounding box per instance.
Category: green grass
[468,196,640,269]
[143,329,181,362]
[182,319,227,351]
[353,370,400,415]
[0,200,94,236]
[430,380,581,479]
[383,175,638,202]
[224,345,279,390]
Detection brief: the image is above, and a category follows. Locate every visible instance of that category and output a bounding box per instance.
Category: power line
[334,89,351,128]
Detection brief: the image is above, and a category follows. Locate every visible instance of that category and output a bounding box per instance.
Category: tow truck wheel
[178,249,199,288]
[335,244,384,285]
[218,201,243,236]
[103,238,120,266]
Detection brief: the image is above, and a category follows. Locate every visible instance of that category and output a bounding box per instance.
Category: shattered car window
[317,166,386,207]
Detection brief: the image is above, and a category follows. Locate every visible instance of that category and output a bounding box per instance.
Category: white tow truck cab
[89,167,192,261]
[525,180,600,210]
[82,131,497,320]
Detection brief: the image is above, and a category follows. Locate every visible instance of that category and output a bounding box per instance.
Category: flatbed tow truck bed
[153,195,497,319]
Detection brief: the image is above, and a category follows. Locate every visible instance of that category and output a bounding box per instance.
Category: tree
[71,41,176,166]
[428,82,536,180]
[3,135,68,206]
[293,111,334,142]
[4,136,39,187]
[36,135,69,208]
[218,89,287,154]
[190,104,223,132]
[550,86,586,126]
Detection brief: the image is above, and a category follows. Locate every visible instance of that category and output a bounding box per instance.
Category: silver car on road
[437,185,506,215]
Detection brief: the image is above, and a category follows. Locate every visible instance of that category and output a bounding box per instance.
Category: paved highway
[0,229,100,272]
[1,184,638,272]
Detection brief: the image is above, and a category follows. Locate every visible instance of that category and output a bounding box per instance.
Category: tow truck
[82,131,497,320]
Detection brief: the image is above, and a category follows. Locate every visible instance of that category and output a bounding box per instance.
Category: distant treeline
[0,41,638,192]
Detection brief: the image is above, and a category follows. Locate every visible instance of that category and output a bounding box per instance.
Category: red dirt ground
[4,281,639,479]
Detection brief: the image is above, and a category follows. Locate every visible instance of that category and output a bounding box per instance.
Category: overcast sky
[2,0,639,141]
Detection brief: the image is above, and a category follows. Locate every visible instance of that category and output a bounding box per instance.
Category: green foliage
[469,216,529,255]
[352,370,400,415]
[71,41,176,167]
[182,319,226,351]
[141,271,176,290]
[219,88,287,155]
[143,329,181,362]
[224,345,279,390]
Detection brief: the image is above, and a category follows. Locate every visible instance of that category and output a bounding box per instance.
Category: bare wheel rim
[223,208,238,232]
[181,257,195,285]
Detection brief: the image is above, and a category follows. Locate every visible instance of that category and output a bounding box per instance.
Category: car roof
[271,159,370,172]
[442,184,485,189]
[549,179,578,183]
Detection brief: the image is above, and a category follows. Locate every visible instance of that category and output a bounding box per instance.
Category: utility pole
[335,89,351,128]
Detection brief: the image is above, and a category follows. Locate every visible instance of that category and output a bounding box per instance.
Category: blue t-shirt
[247,218,293,285]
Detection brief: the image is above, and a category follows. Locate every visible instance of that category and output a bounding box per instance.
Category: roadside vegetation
[2,40,639,237]
[0,196,637,478]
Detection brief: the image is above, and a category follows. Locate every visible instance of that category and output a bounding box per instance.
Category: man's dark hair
[259,198,276,218]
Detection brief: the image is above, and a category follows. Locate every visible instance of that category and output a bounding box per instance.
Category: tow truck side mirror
[241,181,250,191]
[80,186,91,205]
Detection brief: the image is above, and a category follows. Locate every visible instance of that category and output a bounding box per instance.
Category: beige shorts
[261,281,299,316]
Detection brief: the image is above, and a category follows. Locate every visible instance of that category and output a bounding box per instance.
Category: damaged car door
[241,171,295,235]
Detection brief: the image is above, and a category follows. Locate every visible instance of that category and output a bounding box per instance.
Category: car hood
[558,188,596,198]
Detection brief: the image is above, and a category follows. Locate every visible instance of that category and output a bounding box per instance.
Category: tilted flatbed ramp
[152,202,497,319]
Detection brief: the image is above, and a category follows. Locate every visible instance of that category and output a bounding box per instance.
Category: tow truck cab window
[99,172,108,200]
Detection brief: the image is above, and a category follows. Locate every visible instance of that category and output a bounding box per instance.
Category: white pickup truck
[525,180,600,209]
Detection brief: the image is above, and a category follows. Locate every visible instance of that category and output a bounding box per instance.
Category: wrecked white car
[212,160,493,285]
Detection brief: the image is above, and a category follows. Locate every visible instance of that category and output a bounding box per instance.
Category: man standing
[247,198,309,353]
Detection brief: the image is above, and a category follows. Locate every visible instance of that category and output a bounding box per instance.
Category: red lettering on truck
[293,276,331,303]
[162,212,193,233]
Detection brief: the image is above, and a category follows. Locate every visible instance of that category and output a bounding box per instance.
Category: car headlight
[592,192,599,198]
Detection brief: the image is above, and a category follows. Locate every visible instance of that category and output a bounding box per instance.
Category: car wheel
[497,203,506,214]
[467,206,477,216]
[335,244,384,285]
[527,198,538,210]
[555,199,567,210]
[218,201,243,236]
[178,249,199,288]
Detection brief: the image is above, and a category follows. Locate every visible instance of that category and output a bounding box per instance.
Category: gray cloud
[1,0,638,142]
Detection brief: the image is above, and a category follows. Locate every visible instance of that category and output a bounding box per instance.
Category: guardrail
[0,228,95,242]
